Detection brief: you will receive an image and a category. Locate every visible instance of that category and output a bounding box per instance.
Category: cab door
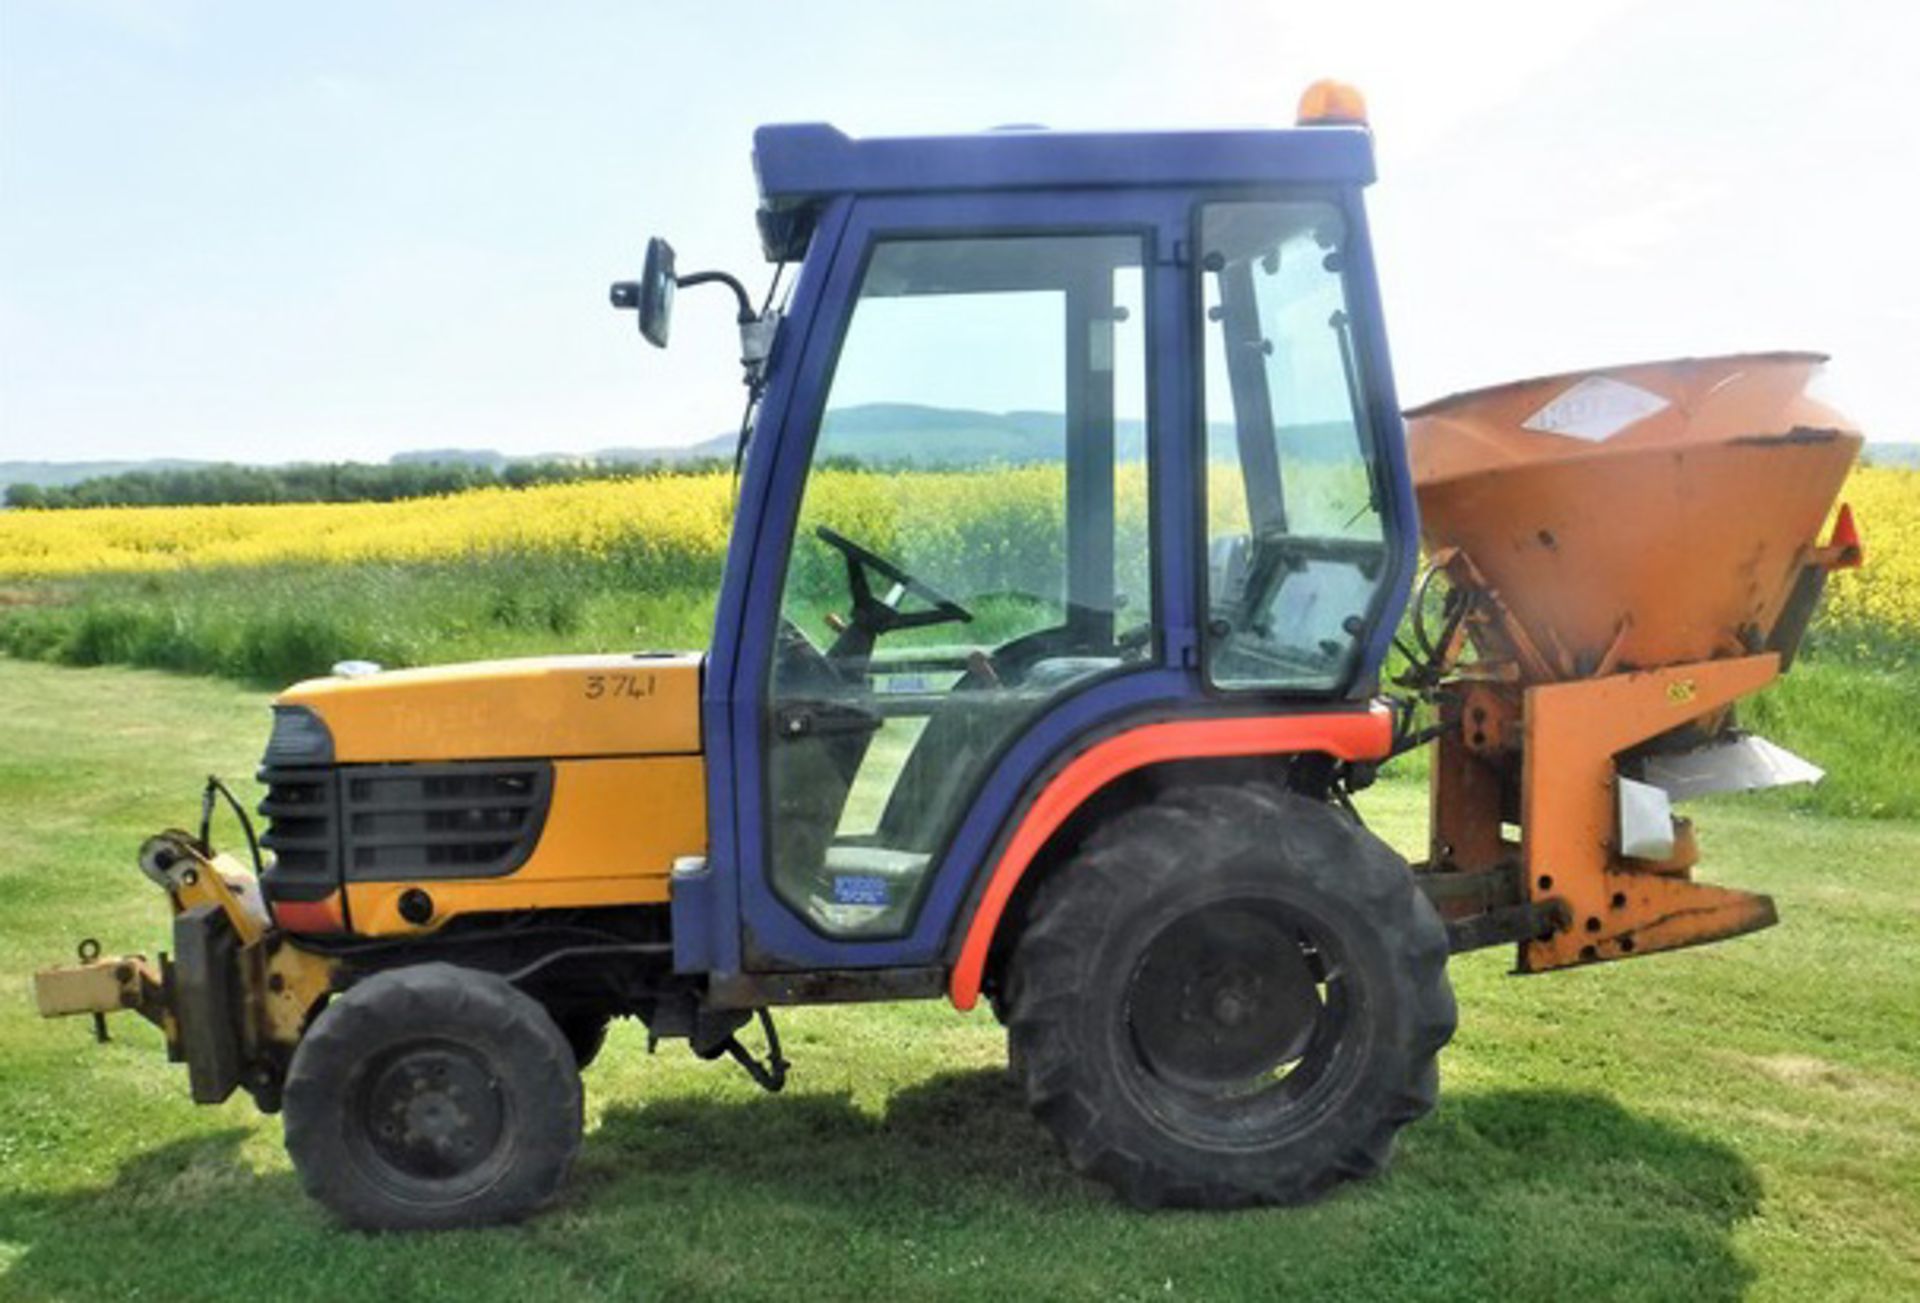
[706,191,1197,973]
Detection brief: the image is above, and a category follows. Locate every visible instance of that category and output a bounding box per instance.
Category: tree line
[3,458,728,510]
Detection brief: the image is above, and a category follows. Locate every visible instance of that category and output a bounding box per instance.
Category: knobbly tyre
[35,81,1865,1229]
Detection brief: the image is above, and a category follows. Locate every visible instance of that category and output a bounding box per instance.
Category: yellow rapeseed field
[0,464,1137,583]
[0,474,739,577]
[1,464,1913,640]
[1822,465,1920,640]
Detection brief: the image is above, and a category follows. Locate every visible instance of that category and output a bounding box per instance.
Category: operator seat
[876,653,1119,854]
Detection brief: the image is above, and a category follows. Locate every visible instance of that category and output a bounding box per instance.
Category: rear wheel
[283,963,583,1230]
[1006,783,1455,1207]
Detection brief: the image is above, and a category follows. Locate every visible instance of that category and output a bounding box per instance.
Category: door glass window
[1200,201,1388,692]
[769,233,1152,937]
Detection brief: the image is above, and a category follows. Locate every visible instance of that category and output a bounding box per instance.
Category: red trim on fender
[947,705,1393,1010]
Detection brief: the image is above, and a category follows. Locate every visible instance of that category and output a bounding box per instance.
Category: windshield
[766,230,1154,939]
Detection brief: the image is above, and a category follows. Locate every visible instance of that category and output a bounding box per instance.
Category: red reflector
[272,896,345,934]
[1828,502,1863,570]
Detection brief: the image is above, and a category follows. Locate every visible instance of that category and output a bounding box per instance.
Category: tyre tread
[1005,781,1456,1209]
[283,962,583,1231]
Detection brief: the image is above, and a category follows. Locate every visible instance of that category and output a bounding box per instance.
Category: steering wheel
[814,526,974,642]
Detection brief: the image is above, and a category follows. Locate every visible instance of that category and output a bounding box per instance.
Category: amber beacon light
[1296,79,1369,126]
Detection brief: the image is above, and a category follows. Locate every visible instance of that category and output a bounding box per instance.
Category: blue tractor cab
[635,107,1419,983]
[602,92,1450,1216]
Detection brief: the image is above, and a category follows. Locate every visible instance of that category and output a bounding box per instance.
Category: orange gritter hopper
[1402,353,1863,974]
[1406,352,1862,677]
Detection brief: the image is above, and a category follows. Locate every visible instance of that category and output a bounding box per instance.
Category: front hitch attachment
[35,823,339,1112]
[35,936,171,1042]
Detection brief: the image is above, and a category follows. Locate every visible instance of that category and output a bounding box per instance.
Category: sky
[1,0,1915,464]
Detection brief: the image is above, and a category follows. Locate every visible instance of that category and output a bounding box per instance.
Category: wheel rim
[350,1040,508,1189]
[1121,898,1360,1143]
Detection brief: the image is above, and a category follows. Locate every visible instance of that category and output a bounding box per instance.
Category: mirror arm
[612,244,778,391]
[679,269,777,383]
[676,269,758,324]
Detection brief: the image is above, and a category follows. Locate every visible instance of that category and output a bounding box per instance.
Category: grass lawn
[0,657,1916,1301]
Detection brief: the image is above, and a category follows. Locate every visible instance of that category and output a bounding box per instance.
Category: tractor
[34,81,1863,1229]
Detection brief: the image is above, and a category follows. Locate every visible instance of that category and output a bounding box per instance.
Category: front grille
[258,766,339,902]
[258,761,554,895]
[342,765,552,878]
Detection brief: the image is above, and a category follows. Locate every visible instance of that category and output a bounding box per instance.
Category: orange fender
[947,706,1392,1010]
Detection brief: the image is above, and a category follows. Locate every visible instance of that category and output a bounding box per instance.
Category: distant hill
[0,405,1128,490]
[0,459,215,489]
[579,405,1124,468]
[816,404,1125,465]
[1862,442,1920,469]
[4,399,1625,496]
[388,449,511,470]
[579,431,738,465]
[590,419,1918,471]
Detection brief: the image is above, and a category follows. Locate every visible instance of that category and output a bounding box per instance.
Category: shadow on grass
[0,1075,1762,1300]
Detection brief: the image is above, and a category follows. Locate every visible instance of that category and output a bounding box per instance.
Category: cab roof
[750,122,1375,260]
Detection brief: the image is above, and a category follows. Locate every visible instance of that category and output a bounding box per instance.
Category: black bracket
[1447,898,1569,955]
[719,1009,789,1094]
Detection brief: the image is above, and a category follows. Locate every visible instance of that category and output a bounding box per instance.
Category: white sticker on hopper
[1521,376,1671,441]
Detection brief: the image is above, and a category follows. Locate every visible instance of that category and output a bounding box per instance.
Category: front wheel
[283,963,583,1230]
[1005,783,1455,1208]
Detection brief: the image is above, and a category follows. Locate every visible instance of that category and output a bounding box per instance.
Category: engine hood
[275,653,702,763]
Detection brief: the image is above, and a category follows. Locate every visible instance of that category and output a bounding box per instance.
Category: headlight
[263,705,334,766]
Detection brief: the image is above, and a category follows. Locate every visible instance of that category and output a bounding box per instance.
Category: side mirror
[609,237,677,348]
